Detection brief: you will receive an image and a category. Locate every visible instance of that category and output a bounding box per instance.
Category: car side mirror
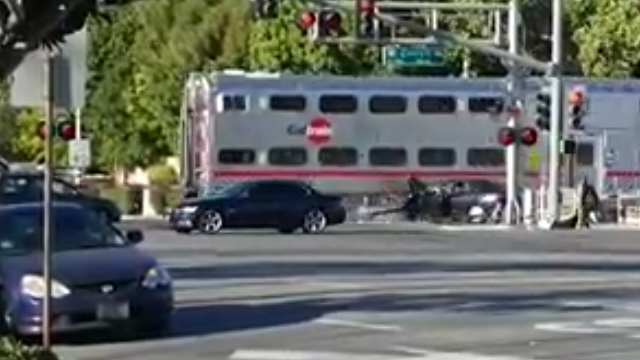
[126,229,144,244]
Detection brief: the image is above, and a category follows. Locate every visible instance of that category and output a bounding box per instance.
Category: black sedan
[170,180,346,234]
[0,203,173,338]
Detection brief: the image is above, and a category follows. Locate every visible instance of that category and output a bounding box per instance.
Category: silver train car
[179,70,640,195]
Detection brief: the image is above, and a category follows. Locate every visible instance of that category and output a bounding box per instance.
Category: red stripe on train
[212,169,640,179]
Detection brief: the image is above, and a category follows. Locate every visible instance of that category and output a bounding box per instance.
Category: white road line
[391,346,436,356]
[534,322,621,334]
[229,349,532,360]
[594,318,640,328]
[314,317,403,332]
[229,349,398,360]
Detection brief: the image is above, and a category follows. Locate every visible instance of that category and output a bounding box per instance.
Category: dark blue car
[0,203,173,338]
[170,180,346,234]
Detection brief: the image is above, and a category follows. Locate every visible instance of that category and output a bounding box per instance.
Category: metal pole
[547,0,564,221]
[504,0,520,225]
[74,108,82,185]
[42,50,55,350]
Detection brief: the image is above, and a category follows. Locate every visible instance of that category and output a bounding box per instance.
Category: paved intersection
[56,223,640,360]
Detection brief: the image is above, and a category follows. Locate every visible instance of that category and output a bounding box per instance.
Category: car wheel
[301,209,327,234]
[197,210,224,234]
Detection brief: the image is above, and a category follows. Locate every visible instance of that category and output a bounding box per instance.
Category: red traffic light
[520,126,538,147]
[359,0,375,13]
[298,11,316,29]
[568,89,584,105]
[497,127,516,146]
[57,121,76,141]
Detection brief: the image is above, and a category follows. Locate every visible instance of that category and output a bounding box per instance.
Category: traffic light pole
[547,0,564,222]
[503,0,520,225]
[42,49,55,350]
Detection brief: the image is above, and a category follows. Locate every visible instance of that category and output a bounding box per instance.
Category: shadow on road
[168,260,640,281]
[56,285,640,347]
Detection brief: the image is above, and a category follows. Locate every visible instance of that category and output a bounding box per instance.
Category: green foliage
[147,163,178,187]
[573,0,640,77]
[0,337,59,360]
[9,108,67,164]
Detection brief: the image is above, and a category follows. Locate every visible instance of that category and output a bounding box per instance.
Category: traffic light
[568,88,586,130]
[318,9,343,37]
[36,119,76,141]
[57,120,76,141]
[497,127,516,146]
[358,0,377,38]
[519,126,538,147]
[535,92,551,131]
[298,10,316,33]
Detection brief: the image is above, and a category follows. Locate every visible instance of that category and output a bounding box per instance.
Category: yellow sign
[528,150,541,172]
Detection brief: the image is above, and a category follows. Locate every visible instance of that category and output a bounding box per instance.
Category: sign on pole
[68,139,91,169]
[384,42,445,68]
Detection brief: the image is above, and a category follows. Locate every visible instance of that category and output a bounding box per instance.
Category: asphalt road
[55,223,640,360]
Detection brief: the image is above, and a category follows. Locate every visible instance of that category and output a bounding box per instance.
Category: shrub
[147,164,178,188]
[147,164,179,215]
[0,337,59,360]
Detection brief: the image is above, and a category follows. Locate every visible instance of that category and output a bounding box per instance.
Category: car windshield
[0,206,127,255]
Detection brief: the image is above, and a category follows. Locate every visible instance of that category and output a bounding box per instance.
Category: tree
[573,0,640,77]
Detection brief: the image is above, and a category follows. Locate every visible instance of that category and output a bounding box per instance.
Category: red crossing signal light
[520,126,538,147]
[497,127,516,146]
[57,120,76,141]
[298,11,316,30]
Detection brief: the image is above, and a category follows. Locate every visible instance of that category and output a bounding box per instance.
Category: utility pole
[503,0,521,225]
[42,49,55,351]
[547,0,564,221]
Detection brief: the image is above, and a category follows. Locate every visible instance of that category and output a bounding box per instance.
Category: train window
[417,95,457,114]
[467,97,505,113]
[269,95,306,111]
[369,95,408,114]
[318,147,358,166]
[268,147,307,166]
[418,148,456,167]
[467,148,505,166]
[319,94,358,113]
[369,147,407,166]
[217,149,256,165]
[577,143,594,166]
[222,95,247,111]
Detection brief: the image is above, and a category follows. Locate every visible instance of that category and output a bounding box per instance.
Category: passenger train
[179,70,640,194]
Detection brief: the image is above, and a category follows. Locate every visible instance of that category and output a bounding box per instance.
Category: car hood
[0,247,156,286]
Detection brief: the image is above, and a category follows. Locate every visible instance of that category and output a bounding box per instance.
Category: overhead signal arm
[305,0,550,73]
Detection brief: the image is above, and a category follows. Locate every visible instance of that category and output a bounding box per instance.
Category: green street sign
[384,43,446,67]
